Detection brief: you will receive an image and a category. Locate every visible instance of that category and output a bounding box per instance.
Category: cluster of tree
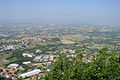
[44,48,120,80]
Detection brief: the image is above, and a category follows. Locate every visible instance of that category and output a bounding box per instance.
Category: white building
[7,63,19,68]
[22,61,31,65]
[19,69,41,78]
[36,49,42,53]
[23,53,33,57]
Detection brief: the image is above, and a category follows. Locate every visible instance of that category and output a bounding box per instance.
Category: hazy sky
[0,0,120,24]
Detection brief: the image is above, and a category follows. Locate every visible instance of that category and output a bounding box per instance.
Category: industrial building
[19,69,41,78]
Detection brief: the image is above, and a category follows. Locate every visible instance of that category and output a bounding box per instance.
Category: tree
[44,54,72,80]
[44,48,120,80]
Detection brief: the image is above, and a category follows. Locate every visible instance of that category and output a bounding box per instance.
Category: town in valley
[0,23,120,80]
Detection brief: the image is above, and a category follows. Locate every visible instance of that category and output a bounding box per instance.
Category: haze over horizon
[0,0,120,24]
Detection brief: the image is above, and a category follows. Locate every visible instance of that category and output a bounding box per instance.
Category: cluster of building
[0,64,20,80]
[33,54,56,62]
[19,54,57,79]
[0,33,8,37]
[0,63,46,80]
[60,49,76,54]
[0,45,17,53]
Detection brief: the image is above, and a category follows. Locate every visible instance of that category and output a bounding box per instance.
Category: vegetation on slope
[44,48,120,80]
